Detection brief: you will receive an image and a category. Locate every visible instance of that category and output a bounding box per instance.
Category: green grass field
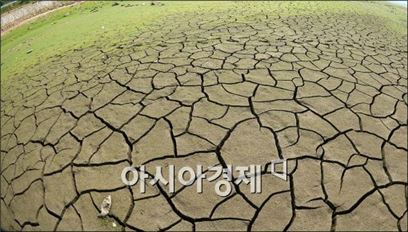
[1,1,406,81]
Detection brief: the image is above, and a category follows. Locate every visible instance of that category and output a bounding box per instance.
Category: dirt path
[1,1,84,36]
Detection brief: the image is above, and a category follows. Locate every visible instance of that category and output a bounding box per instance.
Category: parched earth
[1,3,407,231]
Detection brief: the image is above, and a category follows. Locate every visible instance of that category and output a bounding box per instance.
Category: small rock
[98,195,112,217]
[26,49,33,54]
[151,1,162,6]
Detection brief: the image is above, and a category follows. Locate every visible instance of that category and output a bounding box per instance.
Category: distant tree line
[1,0,33,7]
[1,0,33,13]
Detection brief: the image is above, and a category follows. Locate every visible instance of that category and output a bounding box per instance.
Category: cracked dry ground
[1,7,408,232]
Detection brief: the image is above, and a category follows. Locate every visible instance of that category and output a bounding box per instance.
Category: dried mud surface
[1,5,407,231]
